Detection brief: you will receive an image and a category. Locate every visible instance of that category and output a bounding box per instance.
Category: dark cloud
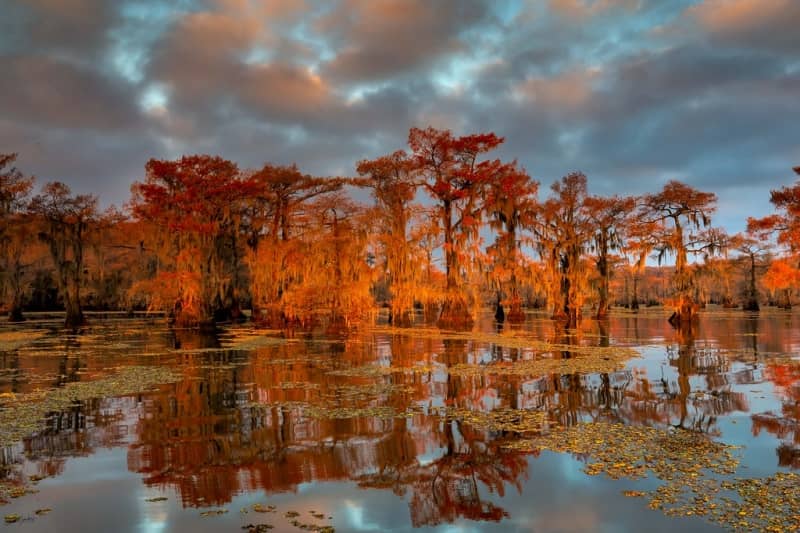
[0,55,143,131]
[0,0,797,234]
[685,0,800,55]
[0,119,162,206]
[318,0,494,83]
[3,0,117,59]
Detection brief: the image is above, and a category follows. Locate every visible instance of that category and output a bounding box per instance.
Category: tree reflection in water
[753,359,800,468]
[0,312,798,528]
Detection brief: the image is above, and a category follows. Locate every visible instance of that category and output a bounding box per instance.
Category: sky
[1,0,798,233]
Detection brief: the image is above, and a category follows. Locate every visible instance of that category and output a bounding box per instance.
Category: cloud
[0,118,162,205]
[3,0,118,59]
[148,8,259,101]
[0,55,142,131]
[238,64,332,120]
[549,0,641,20]
[512,68,600,110]
[319,0,494,83]
[686,0,800,53]
[0,0,797,235]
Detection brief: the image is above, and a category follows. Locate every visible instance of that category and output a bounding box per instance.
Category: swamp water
[1,309,799,532]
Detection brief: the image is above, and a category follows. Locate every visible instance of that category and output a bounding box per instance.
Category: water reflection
[753,359,800,468]
[0,310,799,530]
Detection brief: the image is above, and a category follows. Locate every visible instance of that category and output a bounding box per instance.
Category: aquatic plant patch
[0,366,182,447]
[501,422,800,530]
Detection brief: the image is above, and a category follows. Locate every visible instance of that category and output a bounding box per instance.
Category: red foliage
[408,127,507,325]
[131,155,256,325]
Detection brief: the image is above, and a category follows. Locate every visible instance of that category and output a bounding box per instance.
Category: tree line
[1,131,797,330]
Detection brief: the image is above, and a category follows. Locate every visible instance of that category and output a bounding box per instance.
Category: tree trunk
[494,291,505,323]
[424,302,439,325]
[494,301,505,323]
[562,246,582,328]
[64,293,84,329]
[438,296,473,329]
[8,305,24,322]
[438,199,472,327]
[8,268,24,322]
[668,294,697,329]
[391,309,413,328]
[565,307,579,329]
[631,274,640,311]
[743,255,760,311]
[506,291,524,323]
[596,254,609,320]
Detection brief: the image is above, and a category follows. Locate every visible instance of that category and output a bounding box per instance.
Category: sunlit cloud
[0,0,796,229]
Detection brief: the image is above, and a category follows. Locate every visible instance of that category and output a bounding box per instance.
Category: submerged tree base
[63,305,86,329]
[388,309,413,328]
[668,297,699,329]
[743,299,760,311]
[505,298,525,324]
[252,305,288,329]
[437,298,473,329]
[7,308,24,323]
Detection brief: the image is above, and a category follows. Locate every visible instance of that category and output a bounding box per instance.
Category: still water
[1,309,799,532]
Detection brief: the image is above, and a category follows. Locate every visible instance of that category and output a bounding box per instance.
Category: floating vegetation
[305,405,399,419]
[447,353,629,378]
[622,490,647,498]
[287,517,334,532]
[0,366,182,447]
[631,472,800,531]
[0,477,47,506]
[4,513,20,523]
[503,422,768,529]
[432,406,553,434]
[505,422,738,480]
[275,382,320,391]
[255,356,337,371]
[243,525,274,532]
[328,350,631,380]
[371,326,639,359]
[334,328,638,379]
[219,328,287,350]
[249,400,422,420]
[0,330,48,351]
[252,504,276,513]
[6,486,36,499]
[272,506,335,531]
[34,509,51,516]
[199,509,228,517]
[327,364,435,378]
[708,473,800,531]
[325,383,415,402]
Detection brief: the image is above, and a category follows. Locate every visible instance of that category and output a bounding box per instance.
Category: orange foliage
[533,172,593,327]
[4,142,790,330]
[244,163,344,327]
[585,194,636,318]
[643,180,720,325]
[29,181,98,328]
[485,164,539,322]
[131,155,254,326]
[409,127,507,326]
[356,151,422,325]
[762,259,800,308]
[0,153,36,321]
